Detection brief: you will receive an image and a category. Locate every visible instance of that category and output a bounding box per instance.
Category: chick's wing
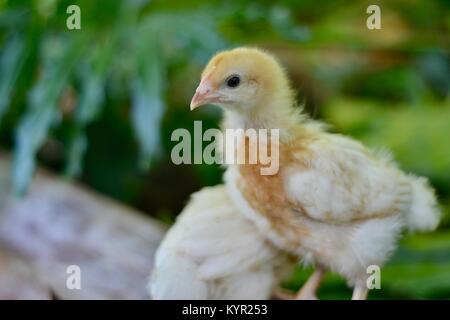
[284,134,411,224]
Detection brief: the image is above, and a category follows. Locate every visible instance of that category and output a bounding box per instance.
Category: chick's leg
[295,266,326,300]
[351,284,368,300]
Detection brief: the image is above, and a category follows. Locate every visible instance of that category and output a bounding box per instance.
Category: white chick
[149,185,295,300]
[189,47,441,299]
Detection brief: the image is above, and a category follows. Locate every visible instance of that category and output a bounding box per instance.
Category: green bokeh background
[0,0,449,299]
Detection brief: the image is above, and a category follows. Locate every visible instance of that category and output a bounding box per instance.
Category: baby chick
[190,47,441,299]
[149,185,295,300]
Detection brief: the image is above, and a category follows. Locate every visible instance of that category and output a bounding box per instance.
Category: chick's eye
[226,75,240,88]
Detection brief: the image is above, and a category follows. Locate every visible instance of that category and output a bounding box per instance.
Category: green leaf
[0,35,28,124]
[140,10,227,58]
[381,262,450,298]
[65,131,87,178]
[130,38,165,170]
[402,231,450,252]
[65,36,116,177]
[13,34,87,195]
[64,72,104,178]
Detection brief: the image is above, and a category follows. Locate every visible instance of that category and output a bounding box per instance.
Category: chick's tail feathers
[406,175,440,232]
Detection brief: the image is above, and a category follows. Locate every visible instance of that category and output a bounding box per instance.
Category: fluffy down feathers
[406,175,440,232]
[192,47,441,289]
[149,185,295,300]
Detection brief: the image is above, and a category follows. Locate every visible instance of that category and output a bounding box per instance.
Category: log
[0,244,52,299]
[0,154,167,299]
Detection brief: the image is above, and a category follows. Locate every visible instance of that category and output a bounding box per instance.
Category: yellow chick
[149,185,295,299]
[190,47,441,299]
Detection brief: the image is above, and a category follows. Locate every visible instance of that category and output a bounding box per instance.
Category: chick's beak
[190,79,217,110]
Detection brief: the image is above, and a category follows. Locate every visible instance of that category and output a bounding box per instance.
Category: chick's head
[190,47,294,116]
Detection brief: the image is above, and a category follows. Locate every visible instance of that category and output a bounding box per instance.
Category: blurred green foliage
[0,0,449,299]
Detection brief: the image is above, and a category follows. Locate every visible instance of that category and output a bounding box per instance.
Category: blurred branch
[0,153,166,299]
